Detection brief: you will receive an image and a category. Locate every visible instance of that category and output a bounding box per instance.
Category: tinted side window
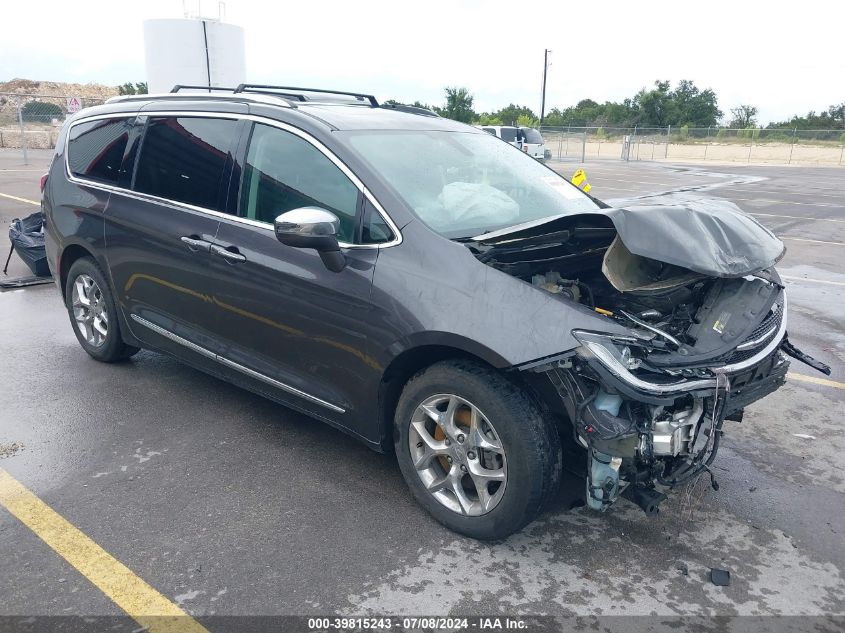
[240,123,360,243]
[67,118,132,184]
[500,127,518,143]
[134,117,238,210]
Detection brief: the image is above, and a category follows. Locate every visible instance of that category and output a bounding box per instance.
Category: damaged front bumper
[523,288,829,516]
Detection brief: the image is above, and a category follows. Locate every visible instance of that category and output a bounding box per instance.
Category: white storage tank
[143,18,246,94]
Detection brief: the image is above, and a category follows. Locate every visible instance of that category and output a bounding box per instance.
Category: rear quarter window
[67,118,133,185]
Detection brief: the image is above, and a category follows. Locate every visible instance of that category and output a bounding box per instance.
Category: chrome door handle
[210,244,247,263]
[180,236,212,252]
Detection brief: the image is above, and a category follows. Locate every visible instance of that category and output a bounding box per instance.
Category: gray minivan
[41,85,827,539]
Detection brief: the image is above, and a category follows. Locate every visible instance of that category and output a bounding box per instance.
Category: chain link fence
[539,125,845,166]
[0,93,106,163]
[3,95,844,167]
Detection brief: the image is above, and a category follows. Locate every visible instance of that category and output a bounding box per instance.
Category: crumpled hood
[472,196,785,278]
[603,197,785,277]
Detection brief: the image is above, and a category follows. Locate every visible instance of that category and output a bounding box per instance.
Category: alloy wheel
[71,273,108,348]
[409,394,507,516]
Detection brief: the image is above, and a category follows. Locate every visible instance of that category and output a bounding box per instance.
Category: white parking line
[720,186,844,200]
[731,197,840,208]
[781,275,845,287]
[780,236,845,246]
[750,212,845,224]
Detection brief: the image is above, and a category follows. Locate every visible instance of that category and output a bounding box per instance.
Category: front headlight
[572,330,717,395]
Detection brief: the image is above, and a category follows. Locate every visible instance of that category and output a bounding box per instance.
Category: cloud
[1,0,842,124]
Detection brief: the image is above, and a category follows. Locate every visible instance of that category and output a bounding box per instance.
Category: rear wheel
[65,258,139,362]
[395,360,561,540]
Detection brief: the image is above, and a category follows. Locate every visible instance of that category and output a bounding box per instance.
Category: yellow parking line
[789,373,845,390]
[0,468,209,633]
[0,191,39,206]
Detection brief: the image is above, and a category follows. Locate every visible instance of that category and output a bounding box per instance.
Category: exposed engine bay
[466,202,831,516]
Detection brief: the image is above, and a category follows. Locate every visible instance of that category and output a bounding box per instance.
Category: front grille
[727,346,760,364]
[747,303,782,342]
[725,298,784,364]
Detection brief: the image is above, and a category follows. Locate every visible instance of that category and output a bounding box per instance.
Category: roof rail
[381,103,440,118]
[170,85,236,93]
[233,84,380,107]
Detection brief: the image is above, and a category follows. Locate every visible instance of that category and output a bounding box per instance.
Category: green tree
[118,82,148,95]
[434,87,476,123]
[493,103,537,126]
[516,113,538,127]
[828,103,845,127]
[671,79,722,127]
[476,113,503,125]
[729,105,758,129]
[633,80,674,127]
[20,101,63,122]
[384,99,435,110]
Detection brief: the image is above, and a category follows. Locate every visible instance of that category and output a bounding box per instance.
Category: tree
[476,113,503,125]
[493,103,537,126]
[633,80,673,127]
[118,82,148,95]
[384,99,435,110]
[435,87,476,123]
[827,103,845,128]
[730,105,758,129]
[20,101,63,122]
[671,79,722,127]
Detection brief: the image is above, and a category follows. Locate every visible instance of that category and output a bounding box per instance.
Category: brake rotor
[433,407,472,472]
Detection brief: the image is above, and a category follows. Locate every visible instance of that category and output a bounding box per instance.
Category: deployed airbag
[433,182,519,228]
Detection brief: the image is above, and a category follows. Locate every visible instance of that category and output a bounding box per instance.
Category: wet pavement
[1,149,843,621]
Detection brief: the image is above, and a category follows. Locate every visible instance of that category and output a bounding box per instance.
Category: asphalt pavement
[1,149,843,627]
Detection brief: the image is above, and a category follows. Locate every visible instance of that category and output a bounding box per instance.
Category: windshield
[344,130,600,238]
[520,127,544,144]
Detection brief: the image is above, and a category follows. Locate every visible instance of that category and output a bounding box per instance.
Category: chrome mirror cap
[273,207,346,273]
[274,207,339,239]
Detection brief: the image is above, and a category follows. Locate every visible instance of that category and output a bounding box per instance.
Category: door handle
[210,244,247,263]
[180,236,212,252]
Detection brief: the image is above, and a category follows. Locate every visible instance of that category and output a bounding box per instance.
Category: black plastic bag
[7,212,51,277]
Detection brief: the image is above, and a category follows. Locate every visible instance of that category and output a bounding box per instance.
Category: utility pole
[540,49,551,126]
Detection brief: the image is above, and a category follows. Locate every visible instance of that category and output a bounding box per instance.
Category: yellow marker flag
[571,169,592,193]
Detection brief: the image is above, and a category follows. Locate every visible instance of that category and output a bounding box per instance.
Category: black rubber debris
[710,568,731,586]
[0,275,53,290]
[676,563,689,576]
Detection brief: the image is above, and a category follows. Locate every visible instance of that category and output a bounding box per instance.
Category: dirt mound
[0,78,119,112]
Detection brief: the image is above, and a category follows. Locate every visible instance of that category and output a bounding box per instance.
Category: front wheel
[394,360,561,540]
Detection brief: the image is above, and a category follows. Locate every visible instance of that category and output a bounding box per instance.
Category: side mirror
[274,207,346,272]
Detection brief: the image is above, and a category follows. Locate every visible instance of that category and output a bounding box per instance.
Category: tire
[65,257,139,362]
[394,359,561,540]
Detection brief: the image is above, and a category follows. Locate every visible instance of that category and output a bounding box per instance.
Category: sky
[2,0,843,126]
